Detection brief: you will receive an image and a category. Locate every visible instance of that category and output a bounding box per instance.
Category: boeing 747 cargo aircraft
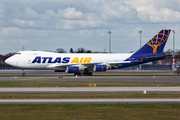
[5,29,171,76]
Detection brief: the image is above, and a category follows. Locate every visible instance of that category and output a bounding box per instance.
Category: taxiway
[0,98,180,104]
[0,87,179,93]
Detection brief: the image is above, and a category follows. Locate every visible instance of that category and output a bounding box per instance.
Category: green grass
[0,81,179,87]
[0,92,180,99]
[0,103,180,120]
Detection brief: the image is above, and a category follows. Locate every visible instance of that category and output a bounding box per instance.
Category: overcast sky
[0,0,180,55]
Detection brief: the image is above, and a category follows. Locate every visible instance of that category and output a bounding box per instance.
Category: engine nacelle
[65,66,79,73]
[93,65,107,72]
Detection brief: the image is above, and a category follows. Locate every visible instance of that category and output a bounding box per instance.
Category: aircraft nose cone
[5,58,11,65]
[5,57,17,66]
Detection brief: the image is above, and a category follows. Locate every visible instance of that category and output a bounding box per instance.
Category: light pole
[138,30,142,71]
[108,31,111,53]
[138,31,142,48]
[172,30,175,71]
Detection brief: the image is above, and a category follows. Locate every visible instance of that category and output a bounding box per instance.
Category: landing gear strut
[21,70,26,76]
[74,69,93,76]
[74,72,81,76]
[84,69,93,76]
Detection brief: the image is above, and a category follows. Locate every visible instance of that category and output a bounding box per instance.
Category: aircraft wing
[46,61,130,69]
[47,62,103,69]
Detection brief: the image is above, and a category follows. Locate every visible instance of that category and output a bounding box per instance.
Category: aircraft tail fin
[135,29,171,54]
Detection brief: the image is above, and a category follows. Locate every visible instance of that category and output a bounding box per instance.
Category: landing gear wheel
[21,69,26,76]
[89,72,93,76]
[74,72,82,76]
[22,72,26,76]
[84,72,93,76]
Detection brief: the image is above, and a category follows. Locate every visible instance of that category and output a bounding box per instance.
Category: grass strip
[0,103,179,120]
[0,81,180,87]
[0,92,180,99]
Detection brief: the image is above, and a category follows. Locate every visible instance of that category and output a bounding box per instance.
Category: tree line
[57,47,93,53]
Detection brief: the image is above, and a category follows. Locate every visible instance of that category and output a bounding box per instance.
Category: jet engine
[65,66,79,73]
[93,64,107,72]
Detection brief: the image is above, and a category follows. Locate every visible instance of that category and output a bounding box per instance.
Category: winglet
[135,29,171,54]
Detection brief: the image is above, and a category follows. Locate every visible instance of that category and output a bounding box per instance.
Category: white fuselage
[5,51,133,70]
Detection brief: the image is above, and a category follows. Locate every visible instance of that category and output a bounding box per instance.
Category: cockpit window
[16,53,21,55]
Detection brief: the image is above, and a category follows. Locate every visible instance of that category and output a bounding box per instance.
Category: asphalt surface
[0,77,180,82]
[0,87,179,93]
[0,70,180,82]
[0,98,180,104]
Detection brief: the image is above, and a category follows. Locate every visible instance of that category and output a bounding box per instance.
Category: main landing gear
[21,69,26,76]
[74,69,93,76]
[84,71,93,76]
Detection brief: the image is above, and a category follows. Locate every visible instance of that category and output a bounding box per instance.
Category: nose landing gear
[21,70,26,76]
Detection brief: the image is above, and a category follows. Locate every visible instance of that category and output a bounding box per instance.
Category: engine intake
[66,66,79,73]
[93,65,107,72]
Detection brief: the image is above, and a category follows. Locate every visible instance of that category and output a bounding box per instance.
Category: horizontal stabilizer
[145,54,172,59]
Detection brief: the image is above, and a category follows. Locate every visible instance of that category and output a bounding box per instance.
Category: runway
[0,98,180,104]
[0,70,179,104]
[0,87,179,93]
[1,70,180,82]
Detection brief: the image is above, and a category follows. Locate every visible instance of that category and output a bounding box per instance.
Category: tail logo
[147,30,170,53]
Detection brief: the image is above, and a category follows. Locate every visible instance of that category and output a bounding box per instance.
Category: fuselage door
[28,59,31,65]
